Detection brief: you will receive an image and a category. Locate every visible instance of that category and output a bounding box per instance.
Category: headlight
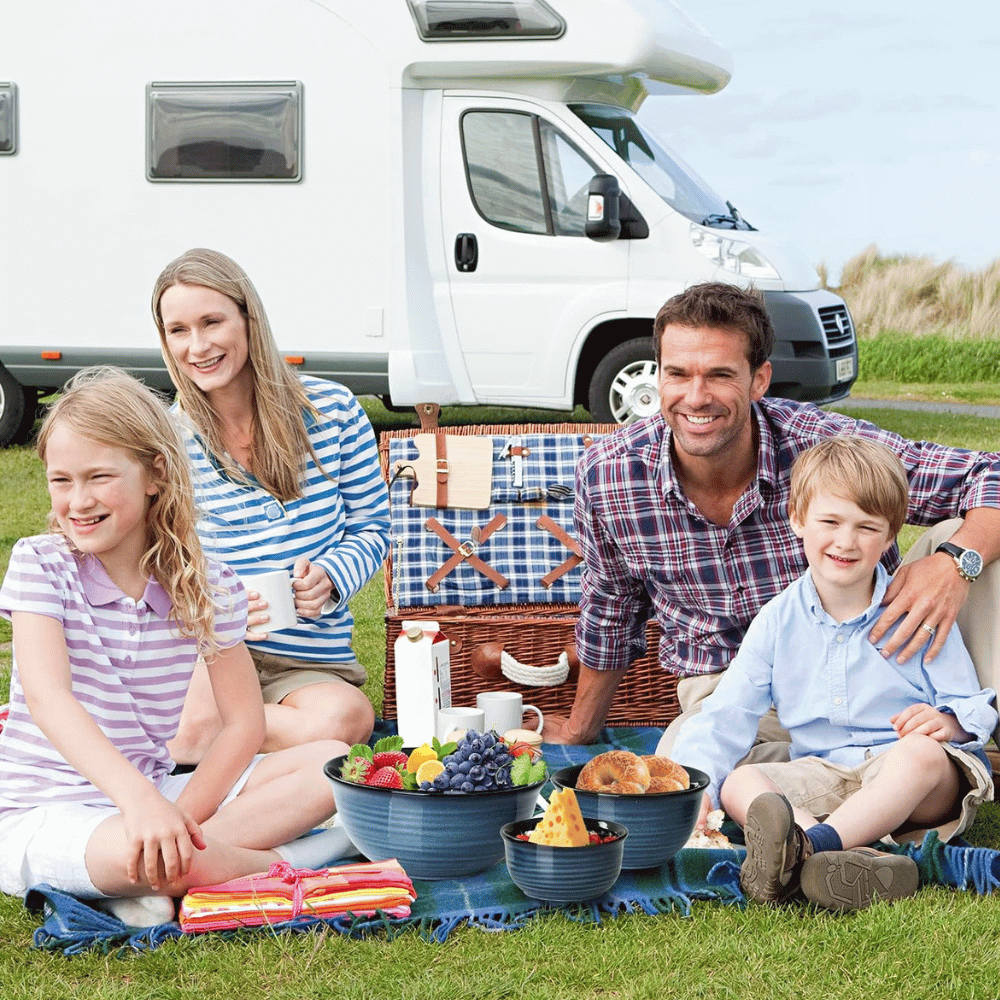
[689,225,780,280]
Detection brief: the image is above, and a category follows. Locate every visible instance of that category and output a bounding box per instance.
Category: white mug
[436,706,486,743]
[240,569,298,636]
[476,691,543,736]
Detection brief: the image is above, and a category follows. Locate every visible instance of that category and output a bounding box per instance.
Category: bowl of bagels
[550,751,710,869]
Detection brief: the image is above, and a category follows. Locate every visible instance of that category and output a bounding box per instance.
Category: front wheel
[588,339,660,425]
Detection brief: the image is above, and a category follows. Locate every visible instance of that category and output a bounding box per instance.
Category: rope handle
[499,650,570,687]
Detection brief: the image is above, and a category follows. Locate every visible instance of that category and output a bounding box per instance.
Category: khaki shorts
[249,648,367,705]
[749,743,993,845]
[0,755,263,898]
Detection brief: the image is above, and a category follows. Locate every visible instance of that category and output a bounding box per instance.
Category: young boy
[671,436,997,911]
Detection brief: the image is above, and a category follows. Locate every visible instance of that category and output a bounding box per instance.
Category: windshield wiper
[700,203,756,231]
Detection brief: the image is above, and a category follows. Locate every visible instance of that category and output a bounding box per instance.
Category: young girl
[0,368,351,925]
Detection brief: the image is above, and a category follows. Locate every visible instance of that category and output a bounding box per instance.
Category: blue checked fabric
[388,433,607,607]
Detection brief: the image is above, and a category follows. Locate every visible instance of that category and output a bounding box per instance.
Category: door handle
[454,233,478,272]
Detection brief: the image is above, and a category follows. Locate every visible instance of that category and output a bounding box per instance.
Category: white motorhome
[0,0,857,446]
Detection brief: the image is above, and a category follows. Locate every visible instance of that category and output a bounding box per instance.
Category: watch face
[960,550,984,578]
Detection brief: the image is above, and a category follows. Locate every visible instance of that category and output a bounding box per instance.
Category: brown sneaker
[800,847,919,912]
[740,792,813,904]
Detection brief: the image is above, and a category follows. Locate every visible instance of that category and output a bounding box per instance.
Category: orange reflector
[41,351,63,360]
[284,356,304,365]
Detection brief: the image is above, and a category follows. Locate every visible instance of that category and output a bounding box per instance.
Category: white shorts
[0,756,264,898]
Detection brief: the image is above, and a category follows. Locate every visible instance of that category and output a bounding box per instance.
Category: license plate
[836,356,855,381]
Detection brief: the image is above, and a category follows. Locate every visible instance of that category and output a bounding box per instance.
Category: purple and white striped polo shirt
[0,534,247,820]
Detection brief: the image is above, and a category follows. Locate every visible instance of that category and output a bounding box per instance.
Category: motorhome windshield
[570,104,753,230]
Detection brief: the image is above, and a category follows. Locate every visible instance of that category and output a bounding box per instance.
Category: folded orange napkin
[179,859,416,933]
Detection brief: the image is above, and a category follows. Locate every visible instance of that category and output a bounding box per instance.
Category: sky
[638,0,1000,282]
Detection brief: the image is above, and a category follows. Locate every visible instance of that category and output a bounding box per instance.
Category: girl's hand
[291,557,336,618]
[244,588,271,640]
[890,703,968,743]
[122,793,206,891]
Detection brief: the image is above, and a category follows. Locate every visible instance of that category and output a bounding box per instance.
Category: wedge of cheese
[528,788,589,847]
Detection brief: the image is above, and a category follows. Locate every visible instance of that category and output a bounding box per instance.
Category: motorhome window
[408,1,564,39]
[538,123,598,236]
[147,82,301,181]
[570,104,746,228]
[0,84,16,155]
[461,111,549,234]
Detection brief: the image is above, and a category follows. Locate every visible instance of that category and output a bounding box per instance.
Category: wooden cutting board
[408,434,494,509]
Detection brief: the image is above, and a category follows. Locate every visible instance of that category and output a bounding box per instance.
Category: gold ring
[920,623,936,635]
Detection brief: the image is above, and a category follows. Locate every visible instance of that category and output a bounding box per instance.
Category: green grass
[3,394,1000,996]
[858,332,1000,385]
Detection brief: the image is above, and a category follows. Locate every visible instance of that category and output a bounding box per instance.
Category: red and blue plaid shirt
[574,399,1000,677]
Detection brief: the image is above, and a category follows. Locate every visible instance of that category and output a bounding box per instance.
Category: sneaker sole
[800,850,919,911]
[740,793,797,904]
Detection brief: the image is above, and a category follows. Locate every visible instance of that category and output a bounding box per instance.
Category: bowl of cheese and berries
[501,788,628,904]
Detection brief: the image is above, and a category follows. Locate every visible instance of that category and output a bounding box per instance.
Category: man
[543,282,1000,747]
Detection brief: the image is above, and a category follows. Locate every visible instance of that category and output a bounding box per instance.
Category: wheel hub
[609,360,659,424]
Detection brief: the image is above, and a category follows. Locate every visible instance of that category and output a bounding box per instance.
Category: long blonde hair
[151,248,321,502]
[37,367,226,655]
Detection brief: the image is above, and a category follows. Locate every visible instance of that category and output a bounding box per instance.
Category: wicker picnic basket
[377,420,679,728]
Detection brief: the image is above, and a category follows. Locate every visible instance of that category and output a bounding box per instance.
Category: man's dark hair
[652,283,775,371]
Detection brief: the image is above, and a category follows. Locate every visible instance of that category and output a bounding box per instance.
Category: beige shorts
[749,743,993,845]
[249,648,367,704]
[0,755,264,898]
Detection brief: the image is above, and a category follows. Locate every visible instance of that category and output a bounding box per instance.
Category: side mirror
[585,173,621,242]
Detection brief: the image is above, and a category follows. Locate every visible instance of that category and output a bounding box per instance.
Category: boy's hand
[891,703,967,743]
[694,791,713,831]
[123,793,206,891]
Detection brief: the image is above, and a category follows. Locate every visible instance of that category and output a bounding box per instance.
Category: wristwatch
[935,541,984,582]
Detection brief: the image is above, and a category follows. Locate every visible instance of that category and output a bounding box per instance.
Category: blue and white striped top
[177,375,390,663]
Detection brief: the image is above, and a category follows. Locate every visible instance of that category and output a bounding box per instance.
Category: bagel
[576,750,650,794]
[641,754,690,793]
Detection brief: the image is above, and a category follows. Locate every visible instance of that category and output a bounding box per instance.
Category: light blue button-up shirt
[671,564,998,808]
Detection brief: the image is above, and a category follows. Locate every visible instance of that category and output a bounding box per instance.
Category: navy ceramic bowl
[324,753,545,880]
[501,817,628,904]
[550,764,709,870]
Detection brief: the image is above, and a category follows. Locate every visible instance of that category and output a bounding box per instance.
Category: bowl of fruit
[324,732,547,880]
[550,751,710,870]
[501,788,628,904]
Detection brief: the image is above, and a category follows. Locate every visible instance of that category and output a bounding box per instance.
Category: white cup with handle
[240,569,298,637]
[436,706,486,743]
[476,691,543,736]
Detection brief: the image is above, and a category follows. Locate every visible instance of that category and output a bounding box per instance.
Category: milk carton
[393,621,451,746]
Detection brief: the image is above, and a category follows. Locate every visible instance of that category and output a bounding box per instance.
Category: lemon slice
[406,743,437,773]
[416,759,445,785]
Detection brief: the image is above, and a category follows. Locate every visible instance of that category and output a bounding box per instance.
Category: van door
[439,96,629,407]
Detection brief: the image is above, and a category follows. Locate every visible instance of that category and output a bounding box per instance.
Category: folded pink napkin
[179,859,416,933]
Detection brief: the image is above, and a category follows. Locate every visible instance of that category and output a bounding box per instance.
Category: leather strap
[536,514,583,588]
[424,514,509,592]
[435,432,448,508]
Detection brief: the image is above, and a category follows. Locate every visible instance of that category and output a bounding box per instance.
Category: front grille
[818,304,855,350]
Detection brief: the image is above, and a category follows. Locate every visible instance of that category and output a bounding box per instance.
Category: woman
[152,249,389,761]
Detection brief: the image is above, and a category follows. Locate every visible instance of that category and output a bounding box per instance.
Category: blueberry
[469,765,486,782]
[468,752,482,764]
[460,781,475,793]
[450,773,466,789]
[458,760,472,774]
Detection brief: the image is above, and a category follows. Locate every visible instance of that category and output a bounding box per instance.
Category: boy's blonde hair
[151,247,323,503]
[788,436,909,537]
[37,367,225,655]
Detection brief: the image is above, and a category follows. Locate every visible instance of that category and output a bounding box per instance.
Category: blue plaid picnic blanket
[387,432,606,608]
[23,727,1000,955]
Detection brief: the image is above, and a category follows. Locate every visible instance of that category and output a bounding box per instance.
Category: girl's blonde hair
[788,435,909,537]
[37,367,225,655]
[151,247,321,502]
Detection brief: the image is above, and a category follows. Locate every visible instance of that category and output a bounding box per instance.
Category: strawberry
[341,754,374,784]
[372,750,409,770]
[366,766,404,789]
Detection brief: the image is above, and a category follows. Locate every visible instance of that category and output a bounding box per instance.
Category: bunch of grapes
[420,729,517,792]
